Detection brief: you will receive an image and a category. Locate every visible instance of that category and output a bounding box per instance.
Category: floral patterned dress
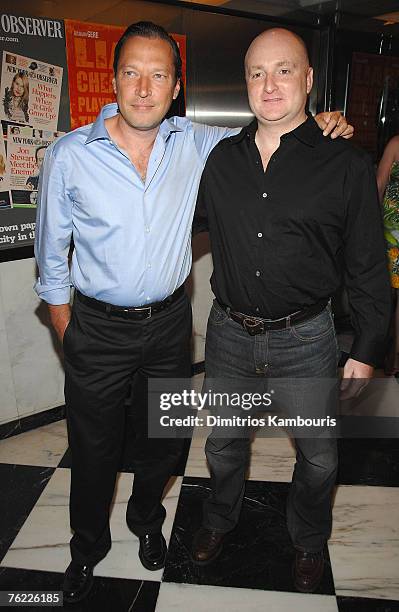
[382,160,399,288]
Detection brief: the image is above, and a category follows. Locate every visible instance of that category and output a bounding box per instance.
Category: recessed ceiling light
[375,12,399,24]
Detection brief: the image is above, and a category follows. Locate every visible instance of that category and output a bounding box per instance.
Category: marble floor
[0,374,399,611]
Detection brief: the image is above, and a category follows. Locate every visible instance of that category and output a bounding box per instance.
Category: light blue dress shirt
[34,103,238,307]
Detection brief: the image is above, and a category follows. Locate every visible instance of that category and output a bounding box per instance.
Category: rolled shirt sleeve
[343,152,392,366]
[34,143,73,305]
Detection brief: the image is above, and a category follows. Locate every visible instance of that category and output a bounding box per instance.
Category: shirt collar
[230,113,323,148]
[283,114,324,147]
[85,103,116,144]
[85,103,184,145]
[159,116,184,140]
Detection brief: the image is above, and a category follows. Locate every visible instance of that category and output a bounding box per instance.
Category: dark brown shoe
[191,528,224,565]
[293,550,324,593]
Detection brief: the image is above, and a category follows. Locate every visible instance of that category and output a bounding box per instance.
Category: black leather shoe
[63,561,94,604]
[191,528,224,565]
[138,532,167,571]
[293,550,324,593]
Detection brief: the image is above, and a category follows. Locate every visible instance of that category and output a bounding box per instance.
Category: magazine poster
[0,12,69,249]
[0,51,63,130]
[7,125,62,208]
[0,128,10,210]
[0,127,9,191]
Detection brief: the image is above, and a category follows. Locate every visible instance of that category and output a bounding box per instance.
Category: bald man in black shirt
[192,28,391,593]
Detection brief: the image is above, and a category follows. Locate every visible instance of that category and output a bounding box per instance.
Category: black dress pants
[63,290,191,567]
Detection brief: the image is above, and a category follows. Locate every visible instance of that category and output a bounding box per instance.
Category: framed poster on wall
[0,12,70,252]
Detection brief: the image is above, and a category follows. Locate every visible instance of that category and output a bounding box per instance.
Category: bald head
[244,28,313,131]
[245,28,309,73]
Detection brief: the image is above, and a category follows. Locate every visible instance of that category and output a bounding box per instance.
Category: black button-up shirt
[194,116,391,366]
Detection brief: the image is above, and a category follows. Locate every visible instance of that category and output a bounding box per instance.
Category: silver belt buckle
[243,317,265,335]
[125,306,152,319]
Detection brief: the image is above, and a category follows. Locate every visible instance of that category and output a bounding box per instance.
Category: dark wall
[181,9,323,128]
[0,0,331,131]
[115,1,326,128]
[331,24,399,161]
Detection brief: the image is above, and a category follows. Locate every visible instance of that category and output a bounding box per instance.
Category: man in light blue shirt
[35,105,231,308]
[34,21,351,603]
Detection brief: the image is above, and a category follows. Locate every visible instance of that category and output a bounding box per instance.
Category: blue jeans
[203,300,339,552]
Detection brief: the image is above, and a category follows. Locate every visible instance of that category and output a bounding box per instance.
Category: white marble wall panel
[191,235,214,364]
[0,269,18,425]
[0,258,65,419]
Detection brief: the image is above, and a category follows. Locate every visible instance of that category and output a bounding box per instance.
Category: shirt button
[255,307,260,313]
[145,227,150,233]
[147,263,151,269]
[146,296,151,301]
[262,193,268,198]
[257,232,263,238]
[255,270,261,277]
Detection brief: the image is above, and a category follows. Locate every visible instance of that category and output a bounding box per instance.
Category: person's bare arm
[48,303,71,342]
[376,136,399,201]
[314,111,354,139]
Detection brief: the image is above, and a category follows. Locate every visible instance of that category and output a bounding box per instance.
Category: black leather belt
[220,299,329,335]
[76,285,184,320]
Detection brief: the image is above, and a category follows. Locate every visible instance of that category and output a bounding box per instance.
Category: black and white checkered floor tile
[0,375,398,611]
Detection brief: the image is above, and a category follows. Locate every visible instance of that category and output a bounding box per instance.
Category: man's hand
[48,303,71,343]
[314,111,354,139]
[340,357,374,400]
